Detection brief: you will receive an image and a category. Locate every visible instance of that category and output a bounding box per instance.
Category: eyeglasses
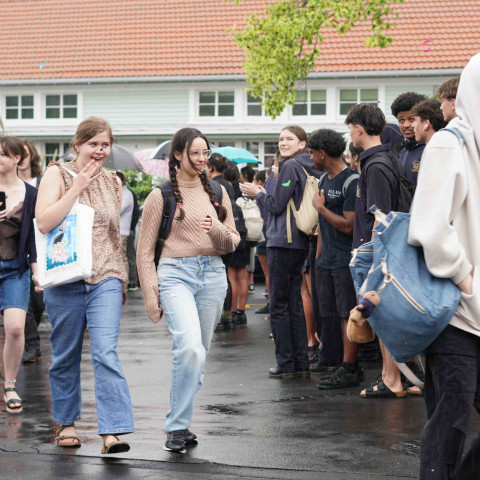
[189,149,212,161]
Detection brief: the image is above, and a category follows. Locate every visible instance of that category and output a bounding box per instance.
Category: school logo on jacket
[356,185,361,198]
[282,180,291,187]
[412,160,420,173]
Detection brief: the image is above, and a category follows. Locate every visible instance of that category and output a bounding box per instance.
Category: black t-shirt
[353,144,398,249]
[317,168,358,269]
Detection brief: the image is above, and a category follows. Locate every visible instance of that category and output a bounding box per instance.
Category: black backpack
[230,201,247,251]
[364,151,414,213]
[154,180,223,266]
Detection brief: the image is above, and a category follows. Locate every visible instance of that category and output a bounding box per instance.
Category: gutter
[0,68,463,86]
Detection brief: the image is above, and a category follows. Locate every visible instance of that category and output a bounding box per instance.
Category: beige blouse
[50,161,127,285]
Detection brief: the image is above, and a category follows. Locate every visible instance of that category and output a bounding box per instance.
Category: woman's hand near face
[70,160,101,197]
[239,182,263,197]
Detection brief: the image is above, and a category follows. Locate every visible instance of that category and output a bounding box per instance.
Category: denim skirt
[0,258,30,312]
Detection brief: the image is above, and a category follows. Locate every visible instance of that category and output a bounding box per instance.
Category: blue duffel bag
[349,206,461,363]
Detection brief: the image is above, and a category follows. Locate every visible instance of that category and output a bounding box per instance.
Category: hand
[0,207,6,222]
[272,165,278,177]
[71,160,102,196]
[458,273,473,295]
[122,282,127,305]
[312,190,325,213]
[200,215,213,231]
[146,288,163,323]
[239,182,261,197]
[32,273,44,293]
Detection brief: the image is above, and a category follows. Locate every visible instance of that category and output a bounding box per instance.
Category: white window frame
[338,87,379,117]
[197,90,235,118]
[245,92,266,117]
[291,89,327,118]
[4,94,35,121]
[43,93,79,121]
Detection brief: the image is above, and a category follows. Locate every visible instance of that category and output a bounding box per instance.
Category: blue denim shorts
[0,258,30,312]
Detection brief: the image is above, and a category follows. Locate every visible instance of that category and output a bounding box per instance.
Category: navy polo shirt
[398,139,425,187]
[353,144,398,249]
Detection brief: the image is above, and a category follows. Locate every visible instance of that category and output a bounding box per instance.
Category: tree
[230,0,404,118]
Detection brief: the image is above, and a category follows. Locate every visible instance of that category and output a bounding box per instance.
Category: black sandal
[3,379,22,414]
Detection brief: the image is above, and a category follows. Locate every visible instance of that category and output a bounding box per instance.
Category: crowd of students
[1,52,479,477]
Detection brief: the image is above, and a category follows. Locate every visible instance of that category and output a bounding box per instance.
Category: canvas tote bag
[34,167,94,288]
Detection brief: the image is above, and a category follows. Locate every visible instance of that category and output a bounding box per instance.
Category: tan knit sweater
[137,177,239,322]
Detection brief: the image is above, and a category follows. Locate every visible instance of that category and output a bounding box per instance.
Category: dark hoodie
[256,151,322,249]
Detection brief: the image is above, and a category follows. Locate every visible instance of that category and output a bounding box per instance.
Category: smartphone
[0,191,6,211]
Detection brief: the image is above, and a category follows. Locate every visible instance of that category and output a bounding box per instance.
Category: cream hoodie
[408,52,480,337]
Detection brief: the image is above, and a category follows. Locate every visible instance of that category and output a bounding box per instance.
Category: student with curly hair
[137,127,239,453]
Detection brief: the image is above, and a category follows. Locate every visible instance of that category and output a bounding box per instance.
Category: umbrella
[63,145,141,171]
[134,148,169,178]
[211,146,260,164]
[151,140,171,160]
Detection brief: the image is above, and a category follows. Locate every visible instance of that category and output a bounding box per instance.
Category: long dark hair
[169,128,227,222]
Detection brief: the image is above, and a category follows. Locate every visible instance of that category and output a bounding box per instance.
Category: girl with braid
[137,127,240,453]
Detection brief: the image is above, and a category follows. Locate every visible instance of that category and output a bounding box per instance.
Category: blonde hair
[70,117,114,149]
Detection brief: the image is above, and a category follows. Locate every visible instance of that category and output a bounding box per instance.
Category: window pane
[6,109,18,119]
[45,143,60,165]
[218,104,234,116]
[247,92,260,102]
[311,103,326,115]
[292,104,307,116]
[6,96,18,107]
[246,141,259,156]
[295,90,307,102]
[360,89,378,101]
[63,94,77,106]
[46,95,60,106]
[46,107,60,118]
[21,95,34,107]
[199,105,215,116]
[247,104,262,116]
[218,91,234,103]
[340,103,356,116]
[21,108,34,119]
[63,107,77,118]
[199,92,215,104]
[311,90,326,102]
[340,89,357,101]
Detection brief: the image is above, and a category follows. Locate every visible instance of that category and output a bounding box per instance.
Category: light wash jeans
[44,278,134,435]
[158,255,228,432]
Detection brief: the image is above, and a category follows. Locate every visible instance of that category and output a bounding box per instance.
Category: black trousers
[267,247,309,372]
[24,279,45,350]
[420,325,480,480]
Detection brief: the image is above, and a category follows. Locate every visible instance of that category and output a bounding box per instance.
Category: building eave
[0,68,464,87]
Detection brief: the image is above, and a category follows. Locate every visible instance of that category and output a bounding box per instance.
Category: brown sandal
[101,435,130,454]
[55,425,81,448]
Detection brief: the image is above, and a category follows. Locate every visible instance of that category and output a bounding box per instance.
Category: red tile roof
[1,0,478,81]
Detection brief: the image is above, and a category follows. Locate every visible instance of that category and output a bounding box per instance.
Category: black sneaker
[184,429,198,445]
[163,431,186,453]
[268,366,296,379]
[308,351,319,364]
[316,365,363,390]
[248,284,255,293]
[215,319,226,332]
[255,303,269,314]
[22,347,41,363]
[236,312,247,326]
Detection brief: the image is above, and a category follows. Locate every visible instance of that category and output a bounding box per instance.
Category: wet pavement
[1,285,479,479]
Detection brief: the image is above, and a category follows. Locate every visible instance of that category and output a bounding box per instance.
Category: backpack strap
[440,127,465,147]
[210,180,223,206]
[154,181,176,267]
[286,161,310,243]
[342,172,359,197]
[318,172,328,190]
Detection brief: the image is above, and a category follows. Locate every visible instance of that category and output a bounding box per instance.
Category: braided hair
[169,127,227,222]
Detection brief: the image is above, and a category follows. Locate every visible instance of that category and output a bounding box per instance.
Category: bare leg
[3,308,26,407]
[237,267,249,310]
[258,253,270,297]
[301,273,316,347]
[379,343,403,392]
[227,267,239,312]
[341,319,359,364]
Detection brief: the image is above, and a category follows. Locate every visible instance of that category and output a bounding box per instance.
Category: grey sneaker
[163,431,186,453]
[316,365,363,390]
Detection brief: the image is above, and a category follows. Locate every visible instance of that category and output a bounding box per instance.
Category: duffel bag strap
[395,358,425,388]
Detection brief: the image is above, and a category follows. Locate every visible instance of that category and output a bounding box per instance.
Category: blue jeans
[158,255,227,432]
[43,278,134,435]
[267,247,309,372]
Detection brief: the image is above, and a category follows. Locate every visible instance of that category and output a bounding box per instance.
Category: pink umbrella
[134,148,169,178]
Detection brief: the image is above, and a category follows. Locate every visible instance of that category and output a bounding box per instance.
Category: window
[264,141,278,168]
[246,92,263,116]
[339,88,378,115]
[292,89,326,116]
[45,94,78,119]
[246,141,259,157]
[199,91,234,117]
[45,142,70,165]
[5,95,34,119]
